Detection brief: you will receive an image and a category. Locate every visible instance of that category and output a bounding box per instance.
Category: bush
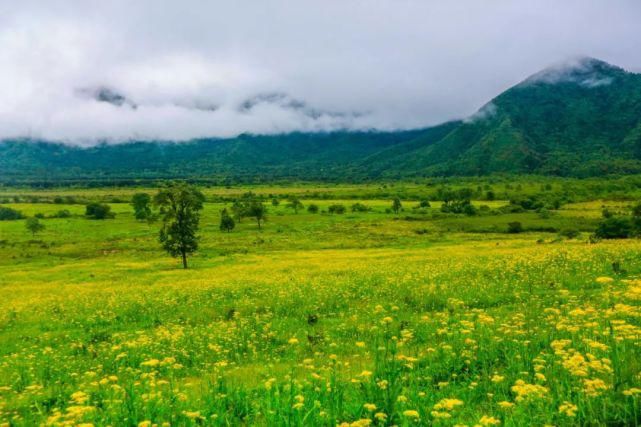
[418,200,431,208]
[537,208,551,219]
[509,196,544,211]
[462,203,477,216]
[507,221,523,234]
[594,217,633,239]
[51,209,72,218]
[441,199,476,215]
[328,204,346,214]
[307,204,319,213]
[559,228,580,239]
[85,203,114,219]
[351,202,369,212]
[0,207,25,221]
[219,208,235,232]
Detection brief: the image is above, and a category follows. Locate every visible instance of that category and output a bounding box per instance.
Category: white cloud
[0,0,640,143]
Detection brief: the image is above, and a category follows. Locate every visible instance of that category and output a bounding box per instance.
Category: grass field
[1,186,641,426]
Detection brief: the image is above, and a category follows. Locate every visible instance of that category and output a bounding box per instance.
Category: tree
[154,182,205,269]
[131,193,152,220]
[25,217,45,236]
[85,203,114,219]
[271,198,280,206]
[392,197,402,214]
[219,208,235,232]
[286,197,304,213]
[231,200,246,222]
[246,201,267,229]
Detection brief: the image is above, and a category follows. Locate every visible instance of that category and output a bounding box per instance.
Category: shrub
[0,207,25,221]
[328,204,346,214]
[507,221,523,234]
[51,209,72,218]
[85,203,114,219]
[219,208,235,232]
[351,203,369,212]
[594,217,632,239]
[307,204,319,213]
[509,196,544,211]
[559,228,580,239]
[462,203,477,216]
[441,199,476,215]
[418,200,431,208]
[537,208,551,219]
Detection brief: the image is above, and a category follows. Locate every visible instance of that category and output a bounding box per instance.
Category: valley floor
[0,185,640,425]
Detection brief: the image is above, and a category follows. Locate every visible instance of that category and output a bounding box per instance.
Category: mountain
[355,57,641,178]
[0,131,429,183]
[2,57,641,183]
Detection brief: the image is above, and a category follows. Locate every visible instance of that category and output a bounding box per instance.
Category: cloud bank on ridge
[1,0,640,144]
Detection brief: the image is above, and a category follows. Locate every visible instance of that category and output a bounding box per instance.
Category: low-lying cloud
[0,0,640,144]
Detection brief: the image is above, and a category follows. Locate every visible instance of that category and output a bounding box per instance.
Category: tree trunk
[181,251,188,269]
[257,218,261,229]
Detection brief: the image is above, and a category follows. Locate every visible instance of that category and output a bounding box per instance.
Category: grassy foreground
[1,188,641,426]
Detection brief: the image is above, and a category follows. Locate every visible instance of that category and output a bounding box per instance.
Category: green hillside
[2,57,641,183]
[368,57,641,177]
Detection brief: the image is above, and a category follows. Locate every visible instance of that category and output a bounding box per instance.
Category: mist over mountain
[358,57,641,178]
[2,57,641,182]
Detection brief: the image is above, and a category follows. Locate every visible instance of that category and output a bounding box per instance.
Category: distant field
[1,185,641,426]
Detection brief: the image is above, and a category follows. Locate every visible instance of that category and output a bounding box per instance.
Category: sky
[1,0,640,144]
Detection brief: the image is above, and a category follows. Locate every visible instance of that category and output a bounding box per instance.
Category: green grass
[1,186,641,426]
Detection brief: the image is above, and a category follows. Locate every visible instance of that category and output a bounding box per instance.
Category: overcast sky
[1,0,640,144]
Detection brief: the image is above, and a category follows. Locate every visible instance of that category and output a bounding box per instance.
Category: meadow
[0,182,641,426]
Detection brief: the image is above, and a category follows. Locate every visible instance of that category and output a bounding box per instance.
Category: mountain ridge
[2,57,641,183]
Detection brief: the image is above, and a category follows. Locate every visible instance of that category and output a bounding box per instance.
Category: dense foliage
[154,183,205,269]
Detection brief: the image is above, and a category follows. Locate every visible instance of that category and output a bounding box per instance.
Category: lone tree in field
[286,196,304,214]
[25,217,45,236]
[154,182,205,269]
[247,201,267,229]
[219,208,235,232]
[392,197,402,214]
[131,192,152,220]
